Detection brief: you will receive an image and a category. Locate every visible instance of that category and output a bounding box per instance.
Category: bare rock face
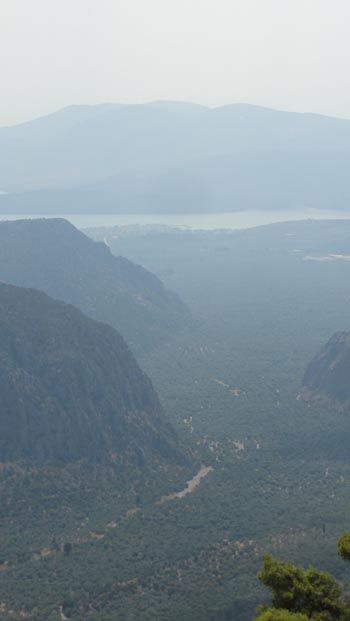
[300,332,350,409]
[0,283,184,464]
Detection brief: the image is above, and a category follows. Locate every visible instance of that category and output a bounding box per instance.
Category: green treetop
[253,534,350,621]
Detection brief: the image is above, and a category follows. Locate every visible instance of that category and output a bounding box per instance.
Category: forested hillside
[0,282,198,620]
[2,219,350,620]
[83,219,350,620]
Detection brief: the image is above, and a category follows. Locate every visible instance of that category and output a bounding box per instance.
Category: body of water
[0,209,350,230]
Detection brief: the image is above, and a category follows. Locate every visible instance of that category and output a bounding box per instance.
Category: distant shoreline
[1,208,350,231]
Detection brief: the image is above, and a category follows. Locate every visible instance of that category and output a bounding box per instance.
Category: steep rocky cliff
[0,283,183,463]
[301,332,350,409]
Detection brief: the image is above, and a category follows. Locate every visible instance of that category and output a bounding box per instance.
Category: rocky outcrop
[0,283,184,463]
[300,332,350,409]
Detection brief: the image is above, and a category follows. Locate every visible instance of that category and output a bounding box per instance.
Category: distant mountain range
[0,101,350,214]
[0,218,192,353]
[0,282,184,464]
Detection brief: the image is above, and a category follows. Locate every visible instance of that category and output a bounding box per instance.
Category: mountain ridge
[0,217,191,353]
[1,102,350,214]
[0,282,185,464]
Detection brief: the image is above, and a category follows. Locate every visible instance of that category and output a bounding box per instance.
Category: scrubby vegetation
[2,219,350,619]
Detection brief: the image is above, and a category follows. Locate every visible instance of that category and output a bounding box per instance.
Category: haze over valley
[0,215,350,619]
[2,1,350,619]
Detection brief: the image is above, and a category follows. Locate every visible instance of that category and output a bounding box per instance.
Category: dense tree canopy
[254,537,350,621]
[254,610,309,621]
[338,534,350,562]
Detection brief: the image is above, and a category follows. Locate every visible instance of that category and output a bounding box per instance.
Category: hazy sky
[1,0,350,126]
